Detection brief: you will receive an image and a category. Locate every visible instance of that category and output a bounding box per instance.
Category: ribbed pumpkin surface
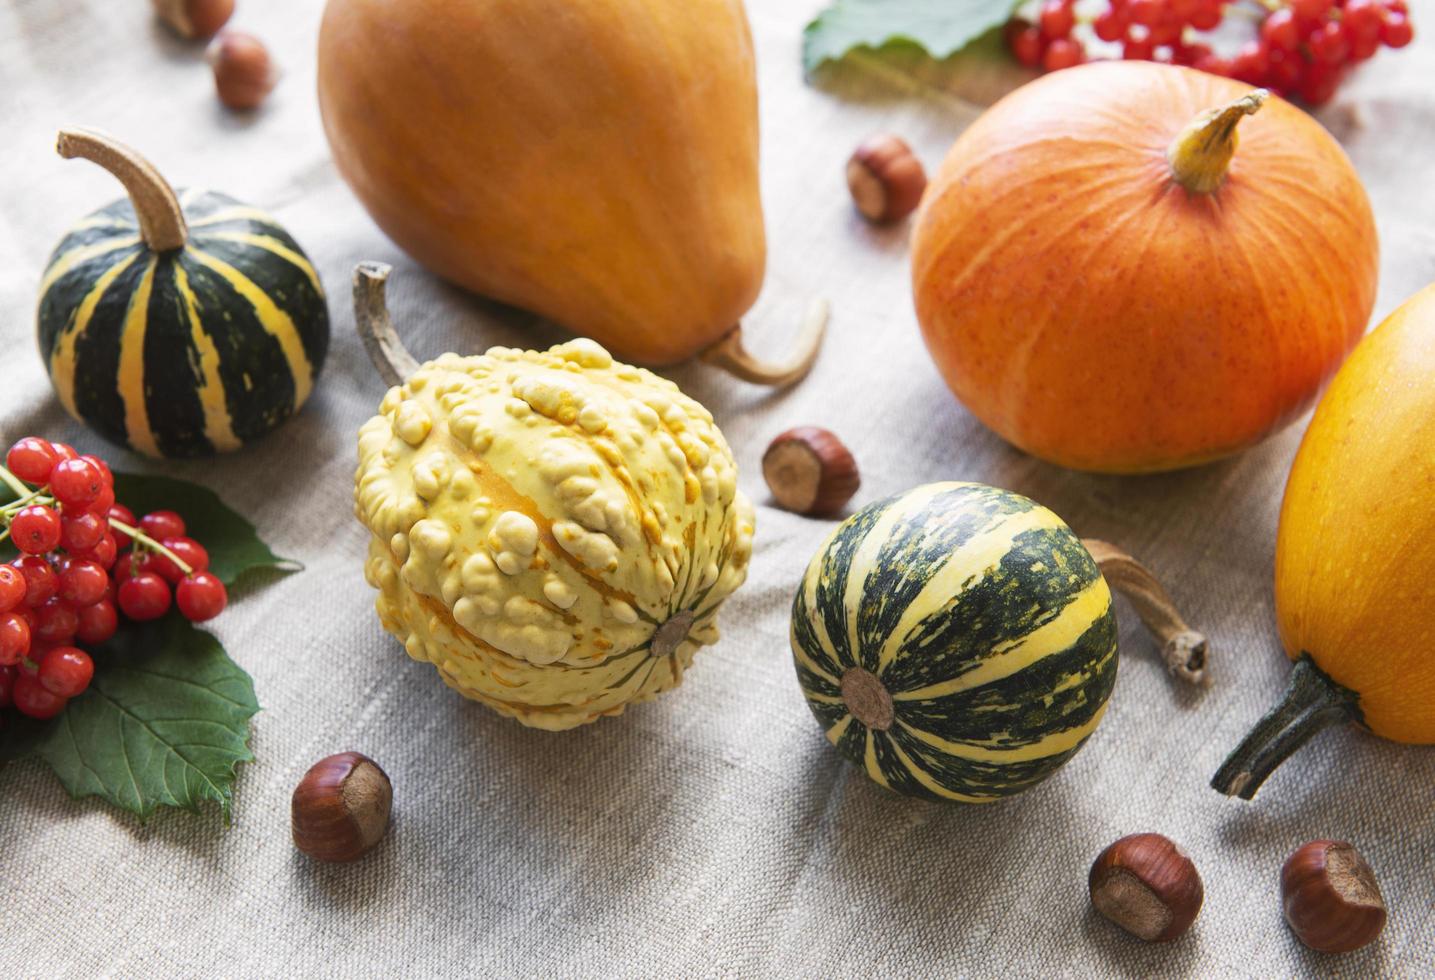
[37,190,329,458]
[792,483,1118,802]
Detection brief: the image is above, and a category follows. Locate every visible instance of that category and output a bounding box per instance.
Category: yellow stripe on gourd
[862,730,892,790]
[841,482,948,665]
[199,231,323,294]
[884,734,995,804]
[48,252,142,422]
[38,235,142,297]
[897,699,1109,765]
[876,505,1056,674]
[187,245,314,405]
[893,576,1112,701]
[802,523,844,667]
[117,257,161,457]
[173,263,241,453]
[825,714,853,746]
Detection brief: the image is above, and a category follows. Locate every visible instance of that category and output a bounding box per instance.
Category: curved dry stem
[699,298,829,387]
[57,127,188,252]
[353,262,421,388]
[1166,89,1268,195]
[1084,538,1211,688]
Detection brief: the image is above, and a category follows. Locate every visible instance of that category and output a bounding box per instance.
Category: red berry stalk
[0,437,228,722]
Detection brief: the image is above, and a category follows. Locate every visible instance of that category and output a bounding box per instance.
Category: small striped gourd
[37,129,328,458]
[352,265,754,731]
[792,483,1121,803]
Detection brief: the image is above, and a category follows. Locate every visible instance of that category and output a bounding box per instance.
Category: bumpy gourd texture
[355,339,754,730]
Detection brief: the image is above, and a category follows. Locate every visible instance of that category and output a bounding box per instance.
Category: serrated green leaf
[0,616,258,821]
[803,0,1022,75]
[110,473,299,587]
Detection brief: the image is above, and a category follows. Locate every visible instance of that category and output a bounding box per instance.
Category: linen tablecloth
[1,1,1432,975]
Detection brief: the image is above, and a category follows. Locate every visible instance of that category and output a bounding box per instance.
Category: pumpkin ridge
[116,256,161,456]
[195,229,325,295]
[43,249,142,421]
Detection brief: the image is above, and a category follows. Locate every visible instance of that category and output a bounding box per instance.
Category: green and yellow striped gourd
[37,129,328,458]
[791,482,1119,803]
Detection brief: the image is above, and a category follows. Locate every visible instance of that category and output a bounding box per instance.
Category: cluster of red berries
[0,437,228,722]
[1007,0,1415,105]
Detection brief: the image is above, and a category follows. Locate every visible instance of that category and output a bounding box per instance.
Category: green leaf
[803,0,1022,75]
[110,472,299,587]
[0,617,258,822]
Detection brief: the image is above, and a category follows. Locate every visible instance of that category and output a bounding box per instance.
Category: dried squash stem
[1084,539,1210,687]
[1166,89,1268,195]
[353,262,421,387]
[1210,654,1360,799]
[56,128,189,253]
[699,300,829,387]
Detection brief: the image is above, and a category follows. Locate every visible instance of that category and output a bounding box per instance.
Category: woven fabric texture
[1,1,1432,976]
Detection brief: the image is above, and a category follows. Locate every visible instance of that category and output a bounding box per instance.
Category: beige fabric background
[1,1,1432,976]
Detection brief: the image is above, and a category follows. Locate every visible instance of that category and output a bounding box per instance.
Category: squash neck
[57,128,189,253]
[1210,654,1361,799]
[1166,90,1267,196]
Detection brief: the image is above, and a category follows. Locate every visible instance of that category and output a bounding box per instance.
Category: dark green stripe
[67,256,154,450]
[855,484,1034,673]
[791,575,845,685]
[884,725,1088,801]
[811,494,901,672]
[38,245,145,360]
[189,232,329,380]
[832,716,866,762]
[140,255,215,457]
[896,612,1118,744]
[177,189,244,222]
[177,249,297,444]
[881,526,1103,695]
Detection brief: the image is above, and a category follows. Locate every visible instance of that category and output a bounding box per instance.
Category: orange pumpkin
[911,62,1378,473]
[1213,284,1435,799]
[317,0,822,385]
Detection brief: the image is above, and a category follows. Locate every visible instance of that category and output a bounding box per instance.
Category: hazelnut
[152,0,234,39]
[846,134,927,223]
[1281,840,1386,953]
[291,752,393,862]
[1089,833,1203,942]
[207,31,278,111]
[762,427,859,517]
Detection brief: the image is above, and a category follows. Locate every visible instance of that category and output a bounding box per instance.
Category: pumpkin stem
[56,128,189,253]
[699,298,829,387]
[1211,654,1361,800]
[1084,539,1210,688]
[353,262,422,387]
[1166,89,1268,195]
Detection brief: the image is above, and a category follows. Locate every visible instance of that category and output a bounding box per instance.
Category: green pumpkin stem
[1211,654,1361,800]
[1166,89,1268,195]
[57,128,189,253]
[1084,538,1210,687]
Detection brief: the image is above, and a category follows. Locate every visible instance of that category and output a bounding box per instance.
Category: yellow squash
[1213,284,1435,798]
[352,265,754,730]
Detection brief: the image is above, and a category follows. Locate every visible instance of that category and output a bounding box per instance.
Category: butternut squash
[317,0,823,385]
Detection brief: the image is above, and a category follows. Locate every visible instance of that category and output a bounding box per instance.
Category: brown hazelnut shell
[1281,840,1386,953]
[846,134,927,223]
[762,427,859,516]
[1089,833,1203,943]
[292,751,393,862]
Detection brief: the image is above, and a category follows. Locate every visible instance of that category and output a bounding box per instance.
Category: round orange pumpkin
[911,62,1378,473]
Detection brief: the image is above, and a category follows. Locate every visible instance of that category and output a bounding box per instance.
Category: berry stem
[108,518,194,576]
[0,464,32,501]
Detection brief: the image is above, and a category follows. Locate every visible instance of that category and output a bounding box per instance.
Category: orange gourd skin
[317,0,764,366]
[1275,284,1435,746]
[911,62,1378,474]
